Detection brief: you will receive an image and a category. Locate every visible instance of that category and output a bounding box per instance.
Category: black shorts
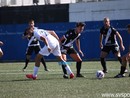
[101,45,119,54]
[26,46,41,55]
[61,46,77,55]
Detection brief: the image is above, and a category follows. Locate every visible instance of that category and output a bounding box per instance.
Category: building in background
[0,0,115,7]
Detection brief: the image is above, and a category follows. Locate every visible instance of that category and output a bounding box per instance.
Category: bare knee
[122,56,127,62]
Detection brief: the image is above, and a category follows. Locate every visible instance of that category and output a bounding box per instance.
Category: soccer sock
[65,65,72,75]
[120,66,126,75]
[118,57,122,64]
[129,64,130,68]
[41,58,47,69]
[33,66,39,77]
[100,58,107,71]
[62,65,67,74]
[76,61,82,75]
[23,58,29,69]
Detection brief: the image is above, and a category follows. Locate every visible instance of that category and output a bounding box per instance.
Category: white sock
[65,65,72,75]
[33,66,39,77]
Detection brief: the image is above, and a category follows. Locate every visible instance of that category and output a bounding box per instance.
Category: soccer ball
[96,70,105,79]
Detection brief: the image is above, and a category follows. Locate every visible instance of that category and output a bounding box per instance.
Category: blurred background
[0,0,130,61]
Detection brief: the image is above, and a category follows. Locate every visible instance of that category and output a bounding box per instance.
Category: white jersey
[34,29,58,46]
[33,28,61,56]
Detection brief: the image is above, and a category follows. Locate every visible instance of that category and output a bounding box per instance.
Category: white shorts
[39,42,61,56]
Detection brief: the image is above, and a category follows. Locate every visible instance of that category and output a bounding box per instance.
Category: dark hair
[23,28,29,36]
[76,22,86,27]
[127,24,130,28]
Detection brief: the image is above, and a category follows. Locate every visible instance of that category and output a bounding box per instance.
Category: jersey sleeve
[112,27,117,34]
[34,30,41,41]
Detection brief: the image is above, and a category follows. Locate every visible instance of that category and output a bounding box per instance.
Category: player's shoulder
[110,26,117,32]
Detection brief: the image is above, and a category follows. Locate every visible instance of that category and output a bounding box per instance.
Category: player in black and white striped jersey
[100,17,125,73]
[60,22,86,78]
[22,19,48,72]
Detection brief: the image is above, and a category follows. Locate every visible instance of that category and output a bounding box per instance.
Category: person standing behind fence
[99,17,125,73]
[22,19,48,72]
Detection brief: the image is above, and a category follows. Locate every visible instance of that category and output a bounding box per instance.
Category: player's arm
[99,33,103,49]
[47,30,60,41]
[60,36,65,45]
[129,46,130,52]
[0,41,3,46]
[40,36,51,52]
[76,38,84,57]
[116,31,125,51]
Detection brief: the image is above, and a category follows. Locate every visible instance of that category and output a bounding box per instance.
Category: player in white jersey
[0,41,4,58]
[25,27,74,80]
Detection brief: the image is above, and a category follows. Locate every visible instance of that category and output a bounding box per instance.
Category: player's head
[103,17,110,28]
[127,24,130,33]
[28,19,35,28]
[25,27,34,35]
[76,22,86,33]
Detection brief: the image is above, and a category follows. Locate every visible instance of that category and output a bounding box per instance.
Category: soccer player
[114,24,130,78]
[25,27,74,80]
[0,41,4,58]
[100,17,125,73]
[22,19,48,71]
[60,22,85,78]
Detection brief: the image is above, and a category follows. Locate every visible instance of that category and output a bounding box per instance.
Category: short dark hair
[127,24,130,28]
[76,22,86,27]
[24,27,32,35]
[23,28,29,36]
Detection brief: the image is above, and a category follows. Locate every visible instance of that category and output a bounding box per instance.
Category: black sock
[118,57,122,64]
[23,58,29,69]
[62,65,67,74]
[129,64,130,68]
[41,58,47,69]
[100,58,107,71]
[120,66,126,75]
[76,61,82,75]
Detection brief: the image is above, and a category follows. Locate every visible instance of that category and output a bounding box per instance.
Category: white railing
[0,0,120,7]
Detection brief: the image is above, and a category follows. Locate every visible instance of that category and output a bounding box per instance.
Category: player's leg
[0,48,3,58]
[53,45,74,79]
[100,51,108,73]
[23,55,31,69]
[114,54,127,78]
[26,46,50,80]
[65,48,83,77]
[26,53,43,80]
[113,46,122,64]
[23,47,33,71]
[70,53,83,77]
[57,56,74,79]
[113,46,126,78]
[61,54,68,78]
[34,46,48,71]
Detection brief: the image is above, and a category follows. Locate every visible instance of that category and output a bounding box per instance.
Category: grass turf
[0,61,130,98]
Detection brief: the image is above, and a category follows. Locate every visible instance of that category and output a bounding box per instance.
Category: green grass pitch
[0,61,130,98]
